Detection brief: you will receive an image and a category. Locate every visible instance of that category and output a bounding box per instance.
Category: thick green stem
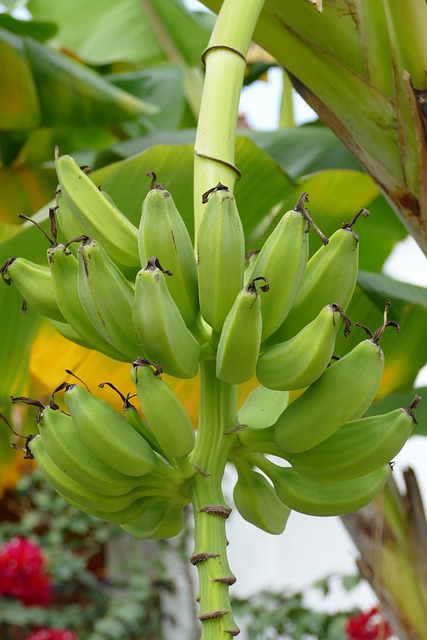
[193,0,266,239]
[190,360,239,639]
[190,3,266,635]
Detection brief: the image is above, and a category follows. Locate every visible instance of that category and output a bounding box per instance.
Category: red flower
[25,629,78,640]
[0,537,51,606]
[346,606,393,639]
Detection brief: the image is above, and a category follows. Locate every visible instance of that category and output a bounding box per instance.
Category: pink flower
[25,630,78,640]
[0,537,51,606]
[346,606,393,639]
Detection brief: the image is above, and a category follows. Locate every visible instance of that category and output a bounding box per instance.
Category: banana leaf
[0,27,155,132]
[27,0,212,67]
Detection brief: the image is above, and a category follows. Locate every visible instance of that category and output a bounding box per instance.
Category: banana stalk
[190,361,240,638]
[193,0,266,238]
[191,3,266,635]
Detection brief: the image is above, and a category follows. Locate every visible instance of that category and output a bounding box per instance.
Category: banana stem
[193,0,266,240]
[190,3,266,635]
[189,360,239,639]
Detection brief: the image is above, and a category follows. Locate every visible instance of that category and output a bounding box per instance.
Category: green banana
[26,434,160,516]
[61,494,166,525]
[131,359,195,459]
[53,194,86,245]
[271,210,369,343]
[285,396,420,482]
[121,498,186,539]
[37,405,148,495]
[1,257,64,323]
[238,385,290,430]
[232,457,291,534]
[197,183,245,332]
[98,381,175,465]
[272,463,392,517]
[216,277,269,384]
[133,258,200,379]
[256,303,351,391]
[138,183,199,326]
[55,153,139,267]
[48,243,129,361]
[76,237,141,360]
[246,195,312,340]
[64,383,158,476]
[273,305,399,453]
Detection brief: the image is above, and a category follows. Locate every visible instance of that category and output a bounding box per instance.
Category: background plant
[0,470,179,639]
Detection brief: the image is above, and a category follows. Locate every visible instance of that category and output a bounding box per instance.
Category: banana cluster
[11,380,192,539]
[2,154,419,536]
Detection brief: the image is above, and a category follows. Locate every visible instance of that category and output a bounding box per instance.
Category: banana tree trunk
[202,0,427,255]
[342,469,427,640]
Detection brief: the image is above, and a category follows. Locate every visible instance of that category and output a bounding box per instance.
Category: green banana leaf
[27,0,213,67]
[0,13,57,41]
[0,284,41,467]
[0,166,57,226]
[0,28,155,132]
[107,65,187,132]
[243,126,363,178]
[0,28,40,130]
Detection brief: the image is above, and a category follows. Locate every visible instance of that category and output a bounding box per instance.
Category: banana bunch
[2,158,417,536]
[233,308,420,520]
[9,381,193,537]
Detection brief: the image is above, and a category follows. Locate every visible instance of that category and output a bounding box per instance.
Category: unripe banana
[77,237,141,360]
[55,153,139,267]
[216,277,269,385]
[271,210,368,343]
[63,494,168,526]
[285,396,420,482]
[121,498,187,539]
[54,194,86,244]
[124,401,171,460]
[256,304,351,391]
[48,243,129,361]
[133,258,200,379]
[98,381,175,465]
[131,359,195,459]
[197,183,245,332]
[138,183,199,326]
[272,463,392,517]
[1,257,64,322]
[37,405,147,495]
[246,195,312,340]
[27,434,159,517]
[64,384,158,476]
[238,385,290,430]
[232,458,291,534]
[273,305,399,453]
